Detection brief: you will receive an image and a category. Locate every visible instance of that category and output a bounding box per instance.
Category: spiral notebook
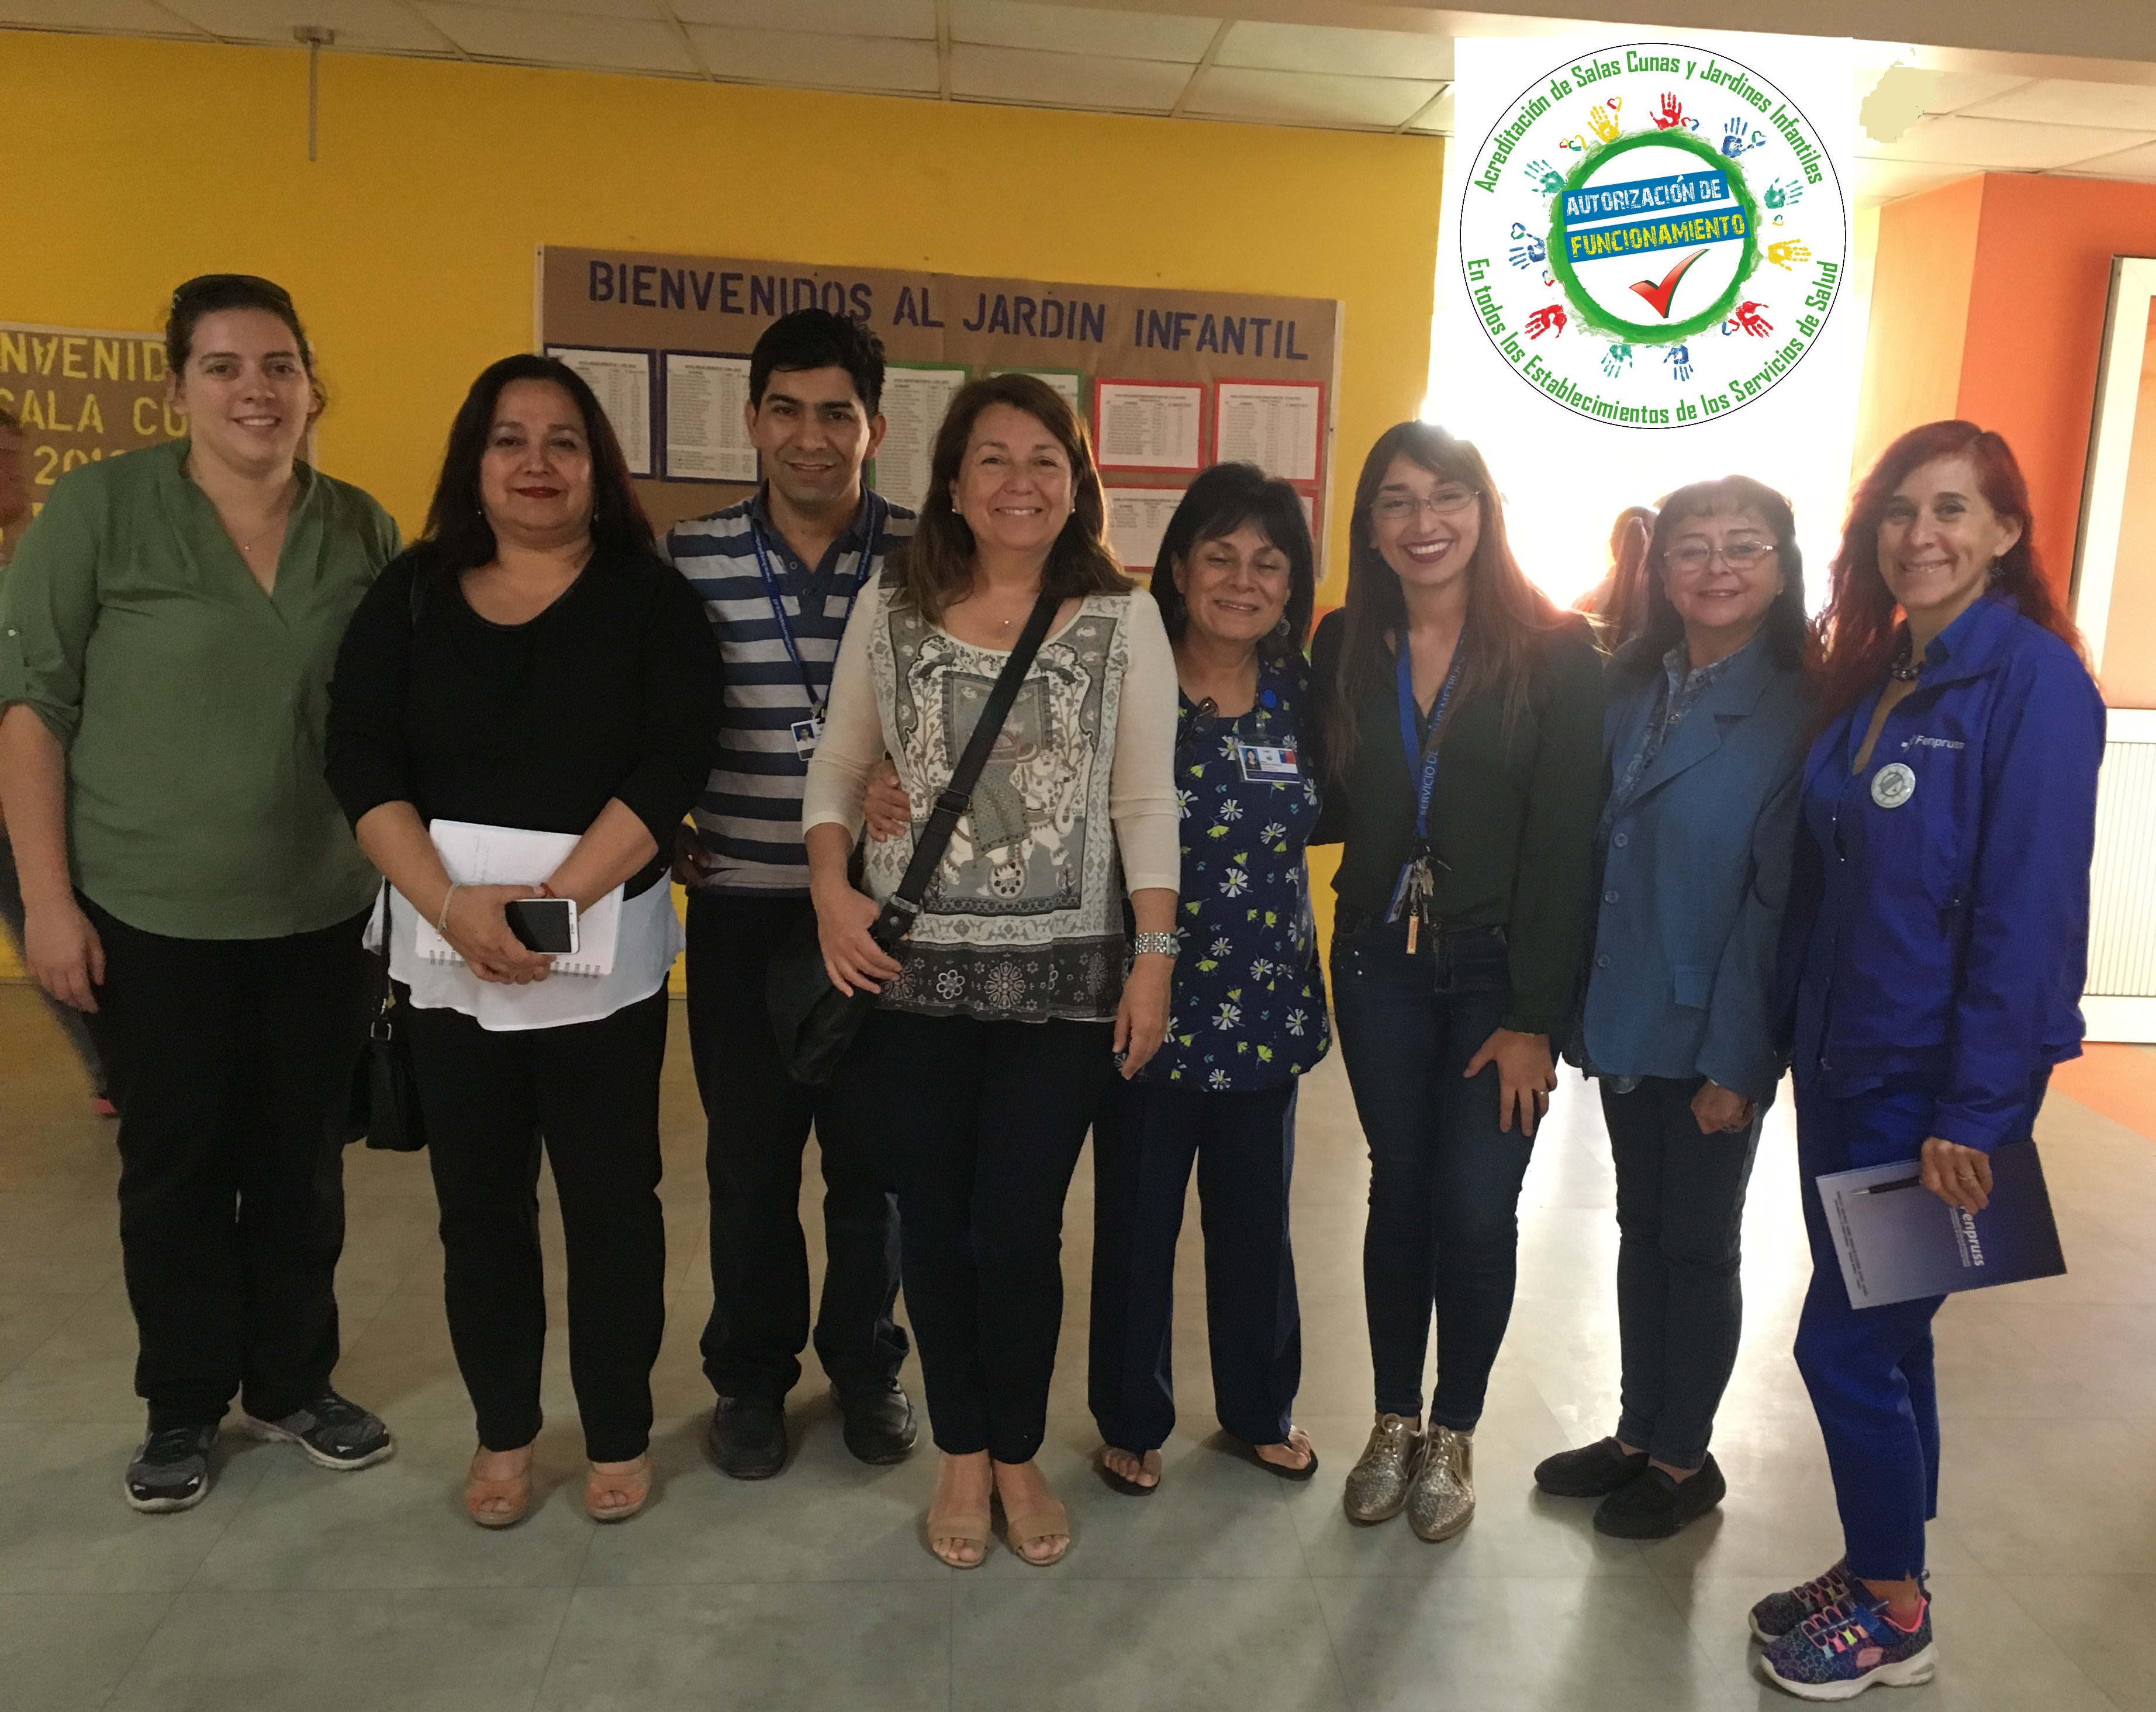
[412,820,620,978]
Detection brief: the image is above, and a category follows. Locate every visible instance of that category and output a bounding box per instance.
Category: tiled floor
[4,984,2155,1710]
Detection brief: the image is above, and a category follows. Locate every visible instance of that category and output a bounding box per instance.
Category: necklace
[1887,630,1922,683]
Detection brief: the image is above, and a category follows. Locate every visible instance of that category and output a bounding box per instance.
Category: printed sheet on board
[537,247,1342,573]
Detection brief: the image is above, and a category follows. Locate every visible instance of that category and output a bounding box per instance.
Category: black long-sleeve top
[325,543,724,899]
[1308,608,1606,1036]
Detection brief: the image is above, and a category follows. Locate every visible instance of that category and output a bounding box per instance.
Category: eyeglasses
[1664,540,1775,574]
[1371,487,1480,523]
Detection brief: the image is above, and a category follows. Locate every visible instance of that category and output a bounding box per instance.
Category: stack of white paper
[414,820,620,978]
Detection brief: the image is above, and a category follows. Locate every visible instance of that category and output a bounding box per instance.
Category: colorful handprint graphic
[1587,102,1622,141]
[1663,344,1693,382]
[1765,240,1812,270]
[1509,235,1547,269]
[1720,119,1765,158]
[1731,302,1773,337]
[1523,158,1565,195]
[1654,93,1687,130]
[1525,305,1568,339]
[1600,344,1634,378]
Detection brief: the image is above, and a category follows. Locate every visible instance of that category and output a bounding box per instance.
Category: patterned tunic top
[1145,657,1330,1091]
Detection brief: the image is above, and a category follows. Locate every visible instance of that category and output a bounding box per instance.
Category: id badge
[790,710,826,761]
[1238,742,1301,785]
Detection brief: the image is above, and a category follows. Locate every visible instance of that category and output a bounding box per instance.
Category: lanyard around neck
[1396,634,1466,845]
[747,489,884,711]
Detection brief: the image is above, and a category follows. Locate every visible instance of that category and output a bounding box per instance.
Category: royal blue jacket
[1583,636,1812,1104]
[1780,594,2106,1150]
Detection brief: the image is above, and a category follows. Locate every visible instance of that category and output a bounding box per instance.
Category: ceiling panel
[0,0,206,32]
[418,2,695,71]
[951,0,1211,64]
[1401,84,1451,135]
[1919,71,2036,115]
[670,0,931,39]
[459,0,662,19]
[161,0,453,49]
[1214,19,1450,82]
[1858,113,2152,171]
[687,23,938,92]
[1184,65,1440,130]
[951,43,1187,111]
[1852,157,1982,205]
[2055,137,2156,181]
[1959,77,2156,132]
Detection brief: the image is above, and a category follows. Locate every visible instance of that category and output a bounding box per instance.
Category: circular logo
[1871,762,1916,809]
[1459,43,1846,427]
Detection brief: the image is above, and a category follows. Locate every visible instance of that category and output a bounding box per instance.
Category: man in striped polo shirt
[663,310,916,1478]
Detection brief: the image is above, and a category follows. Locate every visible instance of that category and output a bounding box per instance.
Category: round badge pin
[1871,762,1916,809]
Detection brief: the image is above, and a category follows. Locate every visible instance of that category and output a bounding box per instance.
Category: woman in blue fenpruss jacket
[1749,422,2104,1703]
[1535,475,1815,1542]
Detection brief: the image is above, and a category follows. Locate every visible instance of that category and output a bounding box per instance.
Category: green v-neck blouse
[0,440,399,940]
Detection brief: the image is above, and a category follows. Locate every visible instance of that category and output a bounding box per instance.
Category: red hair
[1815,420,2081,723]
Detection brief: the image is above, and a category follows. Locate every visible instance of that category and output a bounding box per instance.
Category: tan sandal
[585,1454,651,1523]
[925,1503,991,1569]
[465,1448,532,1528]
[1001,1495,1072,1567]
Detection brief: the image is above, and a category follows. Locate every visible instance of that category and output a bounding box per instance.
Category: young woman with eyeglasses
[0,275,401,1514]
[1535,475,1817,1540]
[1310,422,1602,1542]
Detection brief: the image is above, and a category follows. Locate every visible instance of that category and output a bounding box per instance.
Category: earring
[1274,617,1291,636]
[1987,556,2005,582]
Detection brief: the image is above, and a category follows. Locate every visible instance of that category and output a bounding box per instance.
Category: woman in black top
[1312,422,1602,1542]
[326,355,721,1528]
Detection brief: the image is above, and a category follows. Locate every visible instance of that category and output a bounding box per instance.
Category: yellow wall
[0,31,1441,980]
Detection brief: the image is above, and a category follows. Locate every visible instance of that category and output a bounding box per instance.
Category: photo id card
[1238,742,1301,785]
[790,710,825,761]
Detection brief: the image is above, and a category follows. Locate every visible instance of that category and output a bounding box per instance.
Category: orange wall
[1850,176,1984,485]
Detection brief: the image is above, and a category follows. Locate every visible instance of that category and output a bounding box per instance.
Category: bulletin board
[537,246,1343,575]
[0,322,186,519]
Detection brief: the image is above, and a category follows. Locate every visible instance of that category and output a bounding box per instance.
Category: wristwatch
[1131,932,1179,959]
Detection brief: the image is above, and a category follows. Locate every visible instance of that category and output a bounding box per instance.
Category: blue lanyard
[1395,634,1465,847]
[747,490,884,713]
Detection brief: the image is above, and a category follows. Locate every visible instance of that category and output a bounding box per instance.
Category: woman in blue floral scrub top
[1089,464,1330,1494]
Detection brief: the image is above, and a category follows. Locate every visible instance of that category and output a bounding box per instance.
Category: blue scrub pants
[1088,1077,1301,1454]
[1792,1071,2047,1582]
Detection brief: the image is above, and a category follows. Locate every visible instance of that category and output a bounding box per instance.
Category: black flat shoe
[1229,1431,1320,1483]
[1533,1437,1648,1498]
[1593,1453,1726,1538]
[1096,1447,1160,1496]
[707,1395,787,1480]
[833,1380,917,1465]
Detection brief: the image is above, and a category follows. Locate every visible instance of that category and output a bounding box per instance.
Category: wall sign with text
[1457,41,1847,428]
[0,323,185,512]
[537,247,1342,570]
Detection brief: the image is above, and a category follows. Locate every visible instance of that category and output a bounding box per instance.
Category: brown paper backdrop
[538,245,1342,569]
[0,323,185,520]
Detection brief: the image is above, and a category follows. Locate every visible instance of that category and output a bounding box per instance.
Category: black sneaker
[1751,1561,1857,1644]
[1533,1437,1648,1497]
[707,1395,787,1479]
[1593,1453,1727,1538]
[241,1391,395,1471]
[832,1379,918,1465]
[124,1423,220,1513]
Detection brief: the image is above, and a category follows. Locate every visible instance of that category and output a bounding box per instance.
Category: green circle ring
[1544,127,1763,345]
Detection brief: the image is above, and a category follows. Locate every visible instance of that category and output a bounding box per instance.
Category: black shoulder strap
[876,590,1060,939]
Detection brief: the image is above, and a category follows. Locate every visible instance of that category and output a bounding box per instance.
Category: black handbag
[768,589,1059,1086]
[345,886,429,1152]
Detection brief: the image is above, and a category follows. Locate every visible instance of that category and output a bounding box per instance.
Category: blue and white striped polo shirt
[662,488,915,894]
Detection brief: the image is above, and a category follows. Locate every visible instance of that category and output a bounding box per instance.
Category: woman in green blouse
[0,275,399,1514]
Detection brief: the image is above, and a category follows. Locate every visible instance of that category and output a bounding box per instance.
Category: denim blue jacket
[1583,634,1811,1104]
[1780,595,2106,1150]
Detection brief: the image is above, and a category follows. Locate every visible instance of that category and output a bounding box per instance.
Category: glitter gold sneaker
[1342,1413,1421,1524]
[1406,1424,1476,1542]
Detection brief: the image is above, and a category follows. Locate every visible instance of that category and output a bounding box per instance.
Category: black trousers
[406,987,670,1463]
[85,896,372,1432]
[685,892,905,1403]
[839,1006,1114,1464]
[1089,1077,1302,1454]
[1602,1075,1762,1470]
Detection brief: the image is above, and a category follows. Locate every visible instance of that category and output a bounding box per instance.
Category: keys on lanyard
[1388,636,1464,954]
[749,492,884,762]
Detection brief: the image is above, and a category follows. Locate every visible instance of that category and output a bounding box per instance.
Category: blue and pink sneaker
[1749,1561,1856,1643]
[1757,1589,1937,1700]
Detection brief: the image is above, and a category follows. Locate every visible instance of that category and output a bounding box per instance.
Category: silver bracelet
[436,882,463,937]
[1131,931,1178,959]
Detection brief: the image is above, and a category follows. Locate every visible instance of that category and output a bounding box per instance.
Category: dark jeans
[1089,1076,1301,1453]
[406,986,670,1463]
[1330,914,1529,1430]
[0,834,110,1097]
[685,892,906,1403]
[839,1006,1114,1464]
[1602,1075,1761,1469]
[85,896,372,1431]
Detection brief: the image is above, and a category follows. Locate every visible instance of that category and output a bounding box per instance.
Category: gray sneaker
[124,1423,219,1514]
[1407,1424,1476,1542]
[241,1391,394,1471]
[1343,1413,1422,1523]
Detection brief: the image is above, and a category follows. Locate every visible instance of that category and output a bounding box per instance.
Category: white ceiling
[6,0,2156,203]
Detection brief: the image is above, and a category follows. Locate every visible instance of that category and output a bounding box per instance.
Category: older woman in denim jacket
[1536,475,1815,1539]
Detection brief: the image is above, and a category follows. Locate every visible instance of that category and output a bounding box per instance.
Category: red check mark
[1629,247,1711,319]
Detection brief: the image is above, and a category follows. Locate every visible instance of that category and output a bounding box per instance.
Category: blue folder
[1816,1138,2067,1309]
